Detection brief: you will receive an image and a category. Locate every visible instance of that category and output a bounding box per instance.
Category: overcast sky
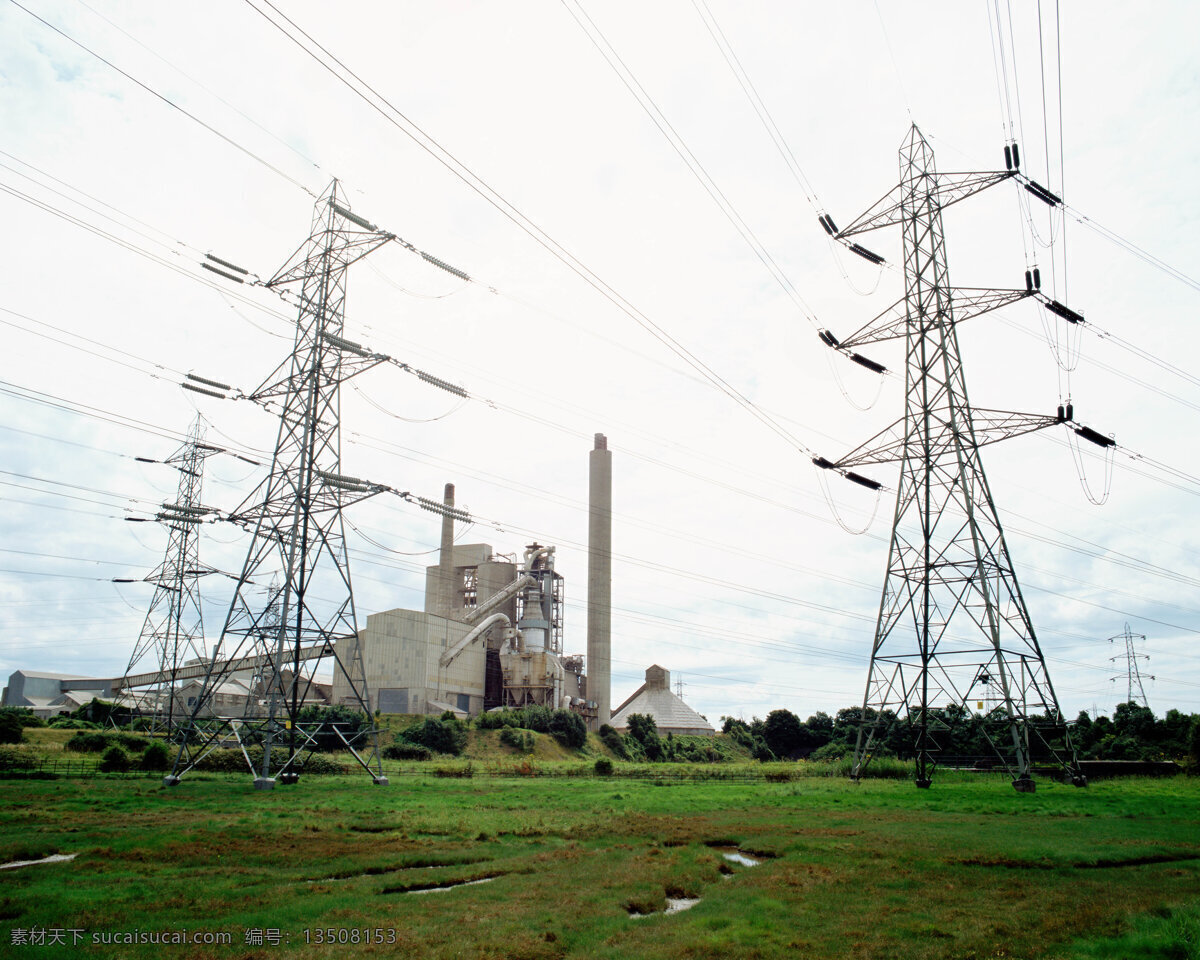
[1,0,1198,724]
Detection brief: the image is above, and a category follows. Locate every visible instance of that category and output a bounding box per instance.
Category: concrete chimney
[437,482,456,618]
[587,434,612,730]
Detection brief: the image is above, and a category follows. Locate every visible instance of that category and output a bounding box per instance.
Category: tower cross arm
[266,232,394,288]
[829,408,1061,470]
[836,171,1015,239]
[835,287,1036,350]
[249,353,389,402]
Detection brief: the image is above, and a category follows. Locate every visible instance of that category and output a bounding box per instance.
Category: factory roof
[611,665,714,736]
[11,670,88,681]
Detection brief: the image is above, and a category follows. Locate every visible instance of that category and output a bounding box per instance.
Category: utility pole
[1109,623,1152,710]
[816,125,1089,791]
[168,181,393,788]
[116,415,221,734]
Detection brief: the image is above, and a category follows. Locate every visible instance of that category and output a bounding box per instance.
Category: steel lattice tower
[1109,623,1152,710]
[168,182,394,788]
[819,126,1084,790]
[115,415,220,733]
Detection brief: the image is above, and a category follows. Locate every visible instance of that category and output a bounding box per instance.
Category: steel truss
[1109,623,1152,711]
[115,415,221,734]
[830,126,1084,791]
[168,182,392,787]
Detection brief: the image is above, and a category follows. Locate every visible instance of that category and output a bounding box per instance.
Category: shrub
[293,754,350,775]
[521,705,554,734]
[65,732,110,753]
[626,714,666,761]
[140,740,172,771]
[475,709,522,730]
[382,740,433,761]
[548,710,587,749]
[0,713,23,745]
[499,726,532,752]
[295,705,370,752]
[65,732,151,754]
[598,724,628,759]
[189,747,348,775]
[99,745,131,773]
[432,763,474,778]
[594,757,614,776]
[0,707,43,729]
[402,716,467,756]
[191,749,249,773]
[48,717,99,729]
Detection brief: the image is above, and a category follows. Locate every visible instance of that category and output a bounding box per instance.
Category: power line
[238,0,816,459]
[7,0,317,196]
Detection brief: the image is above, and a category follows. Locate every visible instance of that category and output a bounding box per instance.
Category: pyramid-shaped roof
[610,665,714,736]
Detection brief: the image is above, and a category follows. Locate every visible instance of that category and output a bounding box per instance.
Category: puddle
[407,876,496,895]
[0,853,76,871]
[717,848,762,868]
[629,897,701,918]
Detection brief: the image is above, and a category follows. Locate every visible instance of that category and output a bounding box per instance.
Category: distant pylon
[817,125,1085,791]
[168,181,394,788]
[116,415,221,733]
[1109,623,1152,710]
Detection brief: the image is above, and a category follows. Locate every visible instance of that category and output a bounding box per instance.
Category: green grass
[0,771,1197,958]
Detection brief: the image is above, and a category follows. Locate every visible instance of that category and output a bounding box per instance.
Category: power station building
[6,434,715,734]
[331,434,615,723]
[331,531,592,719]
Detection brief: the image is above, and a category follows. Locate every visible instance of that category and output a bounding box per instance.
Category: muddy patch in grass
[312,855,490,882]
[383,872,505,895]
[628,886,702,918]
[0,853,76,871]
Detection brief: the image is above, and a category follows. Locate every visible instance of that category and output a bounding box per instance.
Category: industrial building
[6,433,713,733]
[611,665,715,737]
[330,484,595,721]
[0,670,113,718]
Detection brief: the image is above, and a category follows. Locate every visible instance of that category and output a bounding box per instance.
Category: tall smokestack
[437,482,456,618]
[587,434,612,730]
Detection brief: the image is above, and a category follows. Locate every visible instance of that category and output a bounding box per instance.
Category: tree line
[722,702,1200,767]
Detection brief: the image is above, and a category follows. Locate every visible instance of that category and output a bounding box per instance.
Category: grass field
[1,769,1197,959]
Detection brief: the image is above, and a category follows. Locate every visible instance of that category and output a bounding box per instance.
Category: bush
[139,740,172,772]
[295,705,370,752]
[65,732,150,754]
[499,727,534,753]
[382,740,433,761]
[401,716,467,756]
[0,713,24,745]
[626,714,666,761]
[99,745,131,773]
[475,709,522,730]
[65,732,110,753]
[521,705,554,734]
[0,707,43,729]
[548,710,587,749]
[48,717,99,729]
[189,747,348,775]
[432,763,474,778]
[594,757,614,776]
[599,724,628,759]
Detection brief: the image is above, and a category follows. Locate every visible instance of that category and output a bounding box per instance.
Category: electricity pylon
[816,125,1086,791]
[115,415,221,733]
[1109,623,1152,710]
[168,181,393,788]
